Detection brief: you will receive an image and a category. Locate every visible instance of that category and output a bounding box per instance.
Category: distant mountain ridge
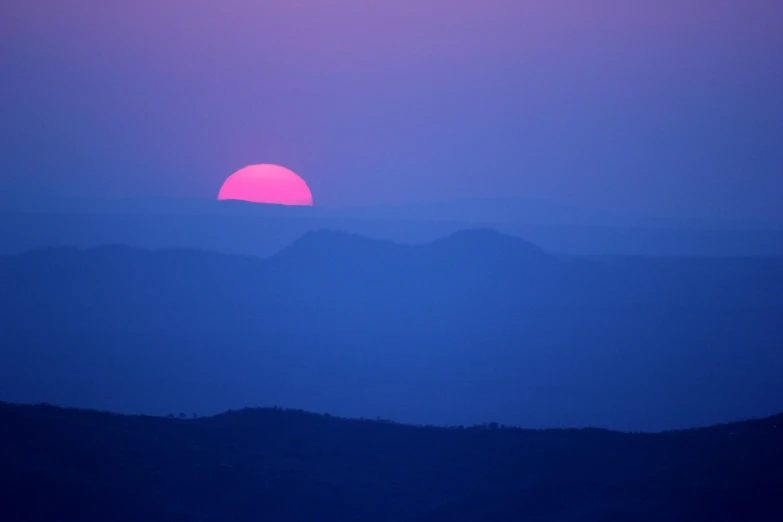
[0,195,645,225]
[1,229,782,431]
[4,202,783,260]
[6,194,780,229]
[273,228,550,271]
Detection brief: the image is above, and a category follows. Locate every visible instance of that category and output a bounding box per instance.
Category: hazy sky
[2,1,782,221]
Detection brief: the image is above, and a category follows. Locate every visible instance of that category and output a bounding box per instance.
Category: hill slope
[1,402,781,522]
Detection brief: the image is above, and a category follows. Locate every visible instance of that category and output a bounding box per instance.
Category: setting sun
[218,164,313,206]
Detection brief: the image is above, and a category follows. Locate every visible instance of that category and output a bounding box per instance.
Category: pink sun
[218,164,313,206]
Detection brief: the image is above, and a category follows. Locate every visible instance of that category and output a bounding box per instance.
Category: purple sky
[2,1,782,221]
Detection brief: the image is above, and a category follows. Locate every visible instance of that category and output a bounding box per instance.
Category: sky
[2,0,782,222]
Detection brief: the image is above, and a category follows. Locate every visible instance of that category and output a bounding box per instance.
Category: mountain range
[2,229,781,431]
[3,196,783,259]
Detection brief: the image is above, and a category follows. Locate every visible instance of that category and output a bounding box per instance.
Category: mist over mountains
[2,229,781,431]
[5,1,782,518]
[3,196,783,260]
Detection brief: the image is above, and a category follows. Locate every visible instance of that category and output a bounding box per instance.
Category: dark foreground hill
[1,402,782,522]
[1,229,783,430]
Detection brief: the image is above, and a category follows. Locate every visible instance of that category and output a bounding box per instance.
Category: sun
[218,164,313,206]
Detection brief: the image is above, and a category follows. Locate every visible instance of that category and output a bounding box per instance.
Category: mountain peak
[430,228,549,259]
[269,230,406,270]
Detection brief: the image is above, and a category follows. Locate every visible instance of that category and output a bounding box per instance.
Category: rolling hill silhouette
[1,402,781,521]
[1,229,782,431]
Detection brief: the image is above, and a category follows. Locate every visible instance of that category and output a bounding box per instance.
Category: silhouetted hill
[1,402,781,521]
[1,230,782,430]
[429,227,547,254]
[273,229,405,268]
[275,228,548,264]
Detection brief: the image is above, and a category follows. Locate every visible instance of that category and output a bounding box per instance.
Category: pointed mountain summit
[429,228,550,260]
